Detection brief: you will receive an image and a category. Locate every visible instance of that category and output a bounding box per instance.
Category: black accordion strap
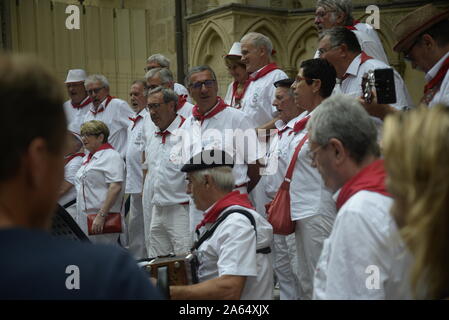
[192,208,269,253]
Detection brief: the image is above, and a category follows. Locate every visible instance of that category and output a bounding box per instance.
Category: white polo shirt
[240,67,288,126]
[196,204,273,300]
[179,102,264,188]
[340,53,413,110]
[264,111,336,221]
[63,96,92,134]
[83,97,133,158]
[125,108,148,194]
[174,82,192,104]
[75,148,126,215]
[59,154,84,207]
[177,100,194,119]
[313,190,413,299]
[426,51,449,107]
[145,115,189,206]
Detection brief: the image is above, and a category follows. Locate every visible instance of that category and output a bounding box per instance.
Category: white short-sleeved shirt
[125,109,148,194]
[196,204,273,300]
[145,115,189,206]
[58,155,84,207]
[63,96,92,134]
[426,51,449,107]
[177,100,194,119]
[313,190,413,300]
[224,82,236,108]
[83,97,133,158]
[340,54,413,110]
[178,102,264,188]
[264,112,336,220]
[174,82,193,104]
[75,148,126,215]
[240,68,288,126]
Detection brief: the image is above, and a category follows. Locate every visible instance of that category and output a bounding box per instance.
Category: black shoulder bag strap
[192,209,271,254]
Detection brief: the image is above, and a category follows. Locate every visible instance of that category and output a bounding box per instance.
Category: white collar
[425,51,449,82]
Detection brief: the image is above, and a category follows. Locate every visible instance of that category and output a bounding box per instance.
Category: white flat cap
[65,69,87,83]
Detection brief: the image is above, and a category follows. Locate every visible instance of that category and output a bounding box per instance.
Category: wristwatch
[98,210,107,218]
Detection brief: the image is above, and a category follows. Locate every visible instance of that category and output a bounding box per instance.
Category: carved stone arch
[190,21,229,96]
[239,18,287,68]
[191,21,230,66]
[288,17,318,72]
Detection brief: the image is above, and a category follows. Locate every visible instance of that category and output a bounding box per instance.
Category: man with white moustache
[83,74,133,158]
[125,80,149,260]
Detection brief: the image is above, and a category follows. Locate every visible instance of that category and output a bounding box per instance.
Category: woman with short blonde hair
[75,120,125,245]
[383,105,449,299]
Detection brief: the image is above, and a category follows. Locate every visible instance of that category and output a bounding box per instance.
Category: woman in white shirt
[75,120,126,245]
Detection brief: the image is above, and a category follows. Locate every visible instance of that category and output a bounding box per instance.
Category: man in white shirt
[170,149,273,300]
[306,94,412,299]
[360,4,449,120]
[314,0,388,63]
[318,27,413,112]
[83,74,133,158]
[63,69,91,134]
[145,53,191,102]
[145,67,193,119]
[125,80,148,260]
[179,65,265,232]
[240,32,288,129]
[145,87,191,258]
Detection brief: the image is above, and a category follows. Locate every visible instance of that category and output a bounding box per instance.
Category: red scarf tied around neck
[196,191,254,230]
[336,159,391,211]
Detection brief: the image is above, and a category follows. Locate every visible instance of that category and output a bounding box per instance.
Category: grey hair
[185,65,217,88]
[145,67,174,84]
[316,0,354,26]
[147,53,170,68]
[192,166,235,193]
[147,86,178,110]
[240,32,273,58]
[84,74,109,90]
[131,79,147,96]
[319,26,361,53]
[306,94,379,164]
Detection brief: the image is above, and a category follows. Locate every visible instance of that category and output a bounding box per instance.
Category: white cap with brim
[65,69,87,83]
[226,42,242,57]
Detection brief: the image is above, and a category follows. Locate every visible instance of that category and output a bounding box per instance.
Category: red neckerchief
[290,115,310,135]
[177,95,188,111]
[230,63,278,108]
[129,115,143,130]
[192,97,228,125]
[64,152,85,165]
[342,52,373,81]
[421,54,449,105]
[277,125,291,138]
[90,96,114,115]
[195,191,254,230]
[336,159,391,211]
[344,19,360,31]
[155,115,186,144]
[71,96,92,109]
[83,143,114,165]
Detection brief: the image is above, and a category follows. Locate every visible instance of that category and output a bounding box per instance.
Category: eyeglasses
[189,79,216,90]
[306,144,325,163]
[293,75,317,85]
[87,87,104,95]
[317,45,340,57]
[81,133,100,139]
[147,102,166,110]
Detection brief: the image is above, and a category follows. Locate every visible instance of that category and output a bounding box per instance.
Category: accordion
[139,253,199,297]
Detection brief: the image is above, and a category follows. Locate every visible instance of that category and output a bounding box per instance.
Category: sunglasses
[189,79,216,90]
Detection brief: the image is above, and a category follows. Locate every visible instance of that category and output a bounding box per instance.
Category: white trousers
[149,203,192,258]
[127,193,147,260]
[142,178,153,258]
[295,214,334,300]
[250,181,299,300]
